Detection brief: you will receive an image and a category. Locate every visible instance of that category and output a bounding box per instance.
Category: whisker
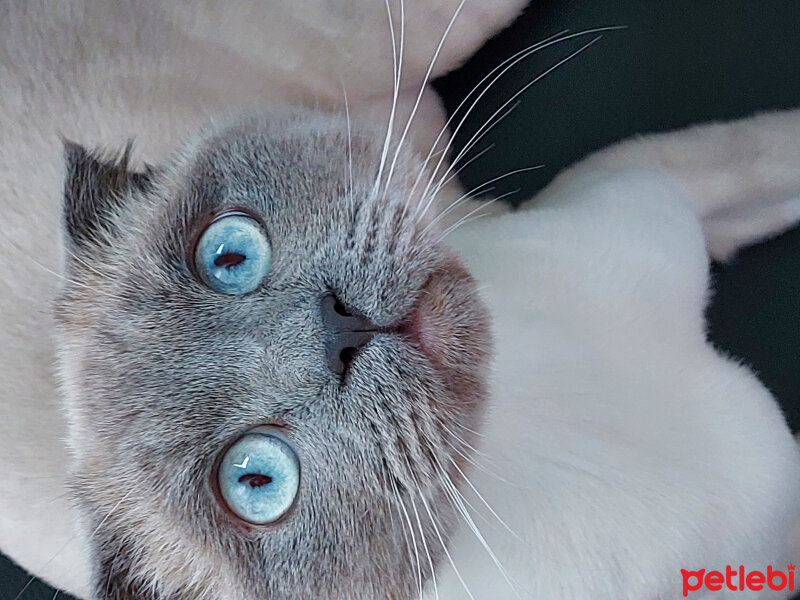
[438,211,490,242]
[414,28,622,221]
[445,437,515,486]
[391,477,424,598]
[434,143,495,193]
[373,0,406,198]
[386,0,468,212]
[441,423,513,476]
[416,479,475,600]
[423,34,606,223]
[416,100,522,223]
[409,493,439,600]
[422,165,542,236]
[13,490,138,600]
[407,28,568,209]
[65,247,113,283]
[448,457,522,542]
[0,228,126,303]
[340,78,354,205]
[435,459,522,599]
[449,422,486,440]
[436,190,520,243]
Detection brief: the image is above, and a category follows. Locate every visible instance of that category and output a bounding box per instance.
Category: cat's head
[54,109,491,599]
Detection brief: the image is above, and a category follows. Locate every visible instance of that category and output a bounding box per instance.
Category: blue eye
[193,212,271,295]
[217,430,300,525]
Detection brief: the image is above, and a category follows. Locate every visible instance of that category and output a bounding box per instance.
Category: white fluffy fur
[438,113,800,599]
[2,2,800,600]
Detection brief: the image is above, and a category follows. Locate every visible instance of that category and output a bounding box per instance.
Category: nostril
[320,292,380,378]
[339,346,358,367]
[333,298,350,317]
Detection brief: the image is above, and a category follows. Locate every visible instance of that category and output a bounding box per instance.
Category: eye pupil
[214,252,246,269]
[239,473,273,488]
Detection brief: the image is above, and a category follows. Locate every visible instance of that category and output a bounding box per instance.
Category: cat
[3,2,800,600]
[0,1,525,597]
[51,104,800,600]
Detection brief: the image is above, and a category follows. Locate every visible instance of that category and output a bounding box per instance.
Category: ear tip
[61,139,138,170]
[61,138,89,164]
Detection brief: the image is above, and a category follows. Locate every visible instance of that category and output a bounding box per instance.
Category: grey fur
[56,109,491,599]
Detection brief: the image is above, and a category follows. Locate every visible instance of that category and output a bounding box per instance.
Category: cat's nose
[319,293,380,376]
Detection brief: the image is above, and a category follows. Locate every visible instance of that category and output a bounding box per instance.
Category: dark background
[3,0,799,598]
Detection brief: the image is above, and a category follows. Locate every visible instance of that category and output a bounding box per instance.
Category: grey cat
[56,110,490,599]
[53,106,800,600]
[0,2,525,597]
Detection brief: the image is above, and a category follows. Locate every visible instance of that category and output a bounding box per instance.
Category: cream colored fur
[439,112,800,599]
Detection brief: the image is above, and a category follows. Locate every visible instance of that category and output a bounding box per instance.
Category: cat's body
[2,2,800,600]
[438,114,800,598]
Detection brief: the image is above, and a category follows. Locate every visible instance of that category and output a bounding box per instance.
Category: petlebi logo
[681,564,795,597]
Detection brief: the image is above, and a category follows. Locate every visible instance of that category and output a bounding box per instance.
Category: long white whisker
[438,209,496,242]
[435,143,495,193]
[386,0,468,211]
[448,457,522,542]
[0,226,129,302]
[436,190,519,243]
[422,165,543,236]
[421,185,495,232]
[391,478,424,598]
[409,493,439,600]
[421,102,520,221]
[450,422,486,439]
[416,479,475,600]
[407,28,569,208]
[65,246,114,283]
[373,0,406,198]
[414,28,621,217]
[444,437,515,486]
[340,79,354,205]
[442,424,496,465]
[415,99,521,224]
[436,462,522,600]
[424,35,606,218]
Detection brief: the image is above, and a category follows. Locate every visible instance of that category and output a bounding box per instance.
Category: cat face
[54,109,491,599]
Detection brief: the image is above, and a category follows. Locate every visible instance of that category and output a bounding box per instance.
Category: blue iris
[194,213,271,294]
[218,431,300,524]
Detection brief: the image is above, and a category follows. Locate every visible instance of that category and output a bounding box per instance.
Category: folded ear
[62,141,155,249]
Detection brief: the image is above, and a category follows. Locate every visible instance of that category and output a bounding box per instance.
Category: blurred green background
[3,0,798,598]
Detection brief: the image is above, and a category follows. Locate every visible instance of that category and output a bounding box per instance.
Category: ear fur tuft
[62,140,154,248]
